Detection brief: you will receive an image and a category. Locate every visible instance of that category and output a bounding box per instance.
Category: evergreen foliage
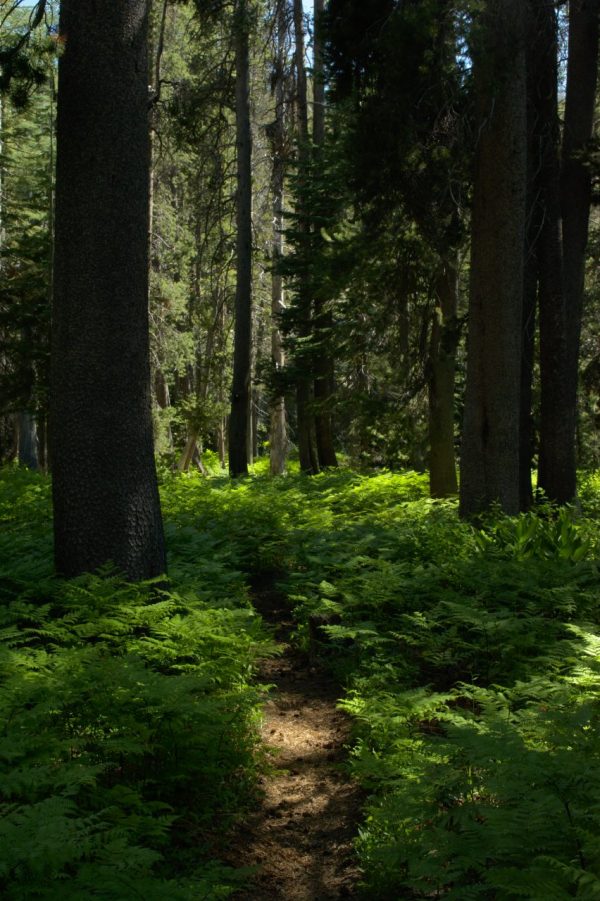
[0,14,56,439]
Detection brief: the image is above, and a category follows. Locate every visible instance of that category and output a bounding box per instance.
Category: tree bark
[560,0,599,496]
[532,0,573,505]
[520,245,537,511]
[293,0,319,474]
[428,260,459,498]
[229,0,253,477]
[269,11,288,476]
[51,0,166,580]
[519,11,542,512]
[312,0,338,469]
[17,411,39,470]
[459,0,527,517]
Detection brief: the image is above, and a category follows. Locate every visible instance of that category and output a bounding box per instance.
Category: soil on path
[229,579,364,900]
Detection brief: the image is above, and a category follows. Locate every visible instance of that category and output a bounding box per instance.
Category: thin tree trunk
[229,0,253,477]
[520,248,537,510]
[38,413,48,473]
[218,417,226,468]
[293,0,319,474]
[428,259,459,498]
[312,0,337,469]
[155,368,173,449]
[51,0,166,580]
[17,411,38,470]
[252,385,259,460]
[459,0,527,518]
[520,14,542,512]
[269,0,288,476]
[270,186,287,472]
[246,390,254,465]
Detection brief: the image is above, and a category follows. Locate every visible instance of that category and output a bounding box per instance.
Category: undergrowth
[0,467,274,899]
[187,465,600,900]
[274,474,600,899]
[4,463,600,899]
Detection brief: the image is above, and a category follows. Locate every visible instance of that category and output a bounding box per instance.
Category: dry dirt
[229,581,364,900]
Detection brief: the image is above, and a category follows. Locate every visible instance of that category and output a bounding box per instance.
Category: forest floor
[228,579,364,900]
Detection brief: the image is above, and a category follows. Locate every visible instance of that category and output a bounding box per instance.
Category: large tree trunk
[459,0,527,518]
[560,0,599,496]
[229,0,253,477]
[293,0,320,474]
[428,260,459,498]
[532,0,574,505]
[51,0,166,580]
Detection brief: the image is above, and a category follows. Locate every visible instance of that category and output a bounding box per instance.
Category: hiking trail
[229,579,363,900]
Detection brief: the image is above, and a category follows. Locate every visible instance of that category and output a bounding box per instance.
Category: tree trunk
[519,14,542,513]
[520,249,537,511]
[293,0,320,474]
[269,189,287,474]
[269,144,287,473]
[38,413,48,473]
[428,260,459,498]
[459,0,527,518]
[269,0,288,476]
[246,389,254,465]
[17,411,39,470]
[560,0,599,495]
[311,0,337,469]
[51,0,166,580]
[228,0,253,477]
[218,417,226,468]
[532,0,574,505]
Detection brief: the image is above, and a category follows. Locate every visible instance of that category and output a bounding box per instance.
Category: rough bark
[428,260,459,498]
[51,0,166,580]
[293,0,319,474]
[519,13,542,512]
[312,0,338,470]
[559,0,599,496]
[269,11,288,477]
[520,246,537,511]
[229,0,253,477]
[459,0,527,517]
[533,0,573,504]
[269,18,288,478]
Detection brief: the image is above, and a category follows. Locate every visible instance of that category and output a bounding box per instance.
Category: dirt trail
[230,580,363,900]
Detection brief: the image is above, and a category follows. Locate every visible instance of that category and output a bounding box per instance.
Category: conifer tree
[51,0,166,579]
[229,0,254,476]
[459,0,527,517]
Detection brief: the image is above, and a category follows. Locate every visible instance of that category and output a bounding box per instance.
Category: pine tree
[51,0,166,579]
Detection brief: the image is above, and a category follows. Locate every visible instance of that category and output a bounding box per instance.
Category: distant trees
[1,0,600,538]
[0,4,56,469]
[51,0,166,578]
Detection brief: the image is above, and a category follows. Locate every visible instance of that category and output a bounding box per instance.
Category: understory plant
[0,467,273,899]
